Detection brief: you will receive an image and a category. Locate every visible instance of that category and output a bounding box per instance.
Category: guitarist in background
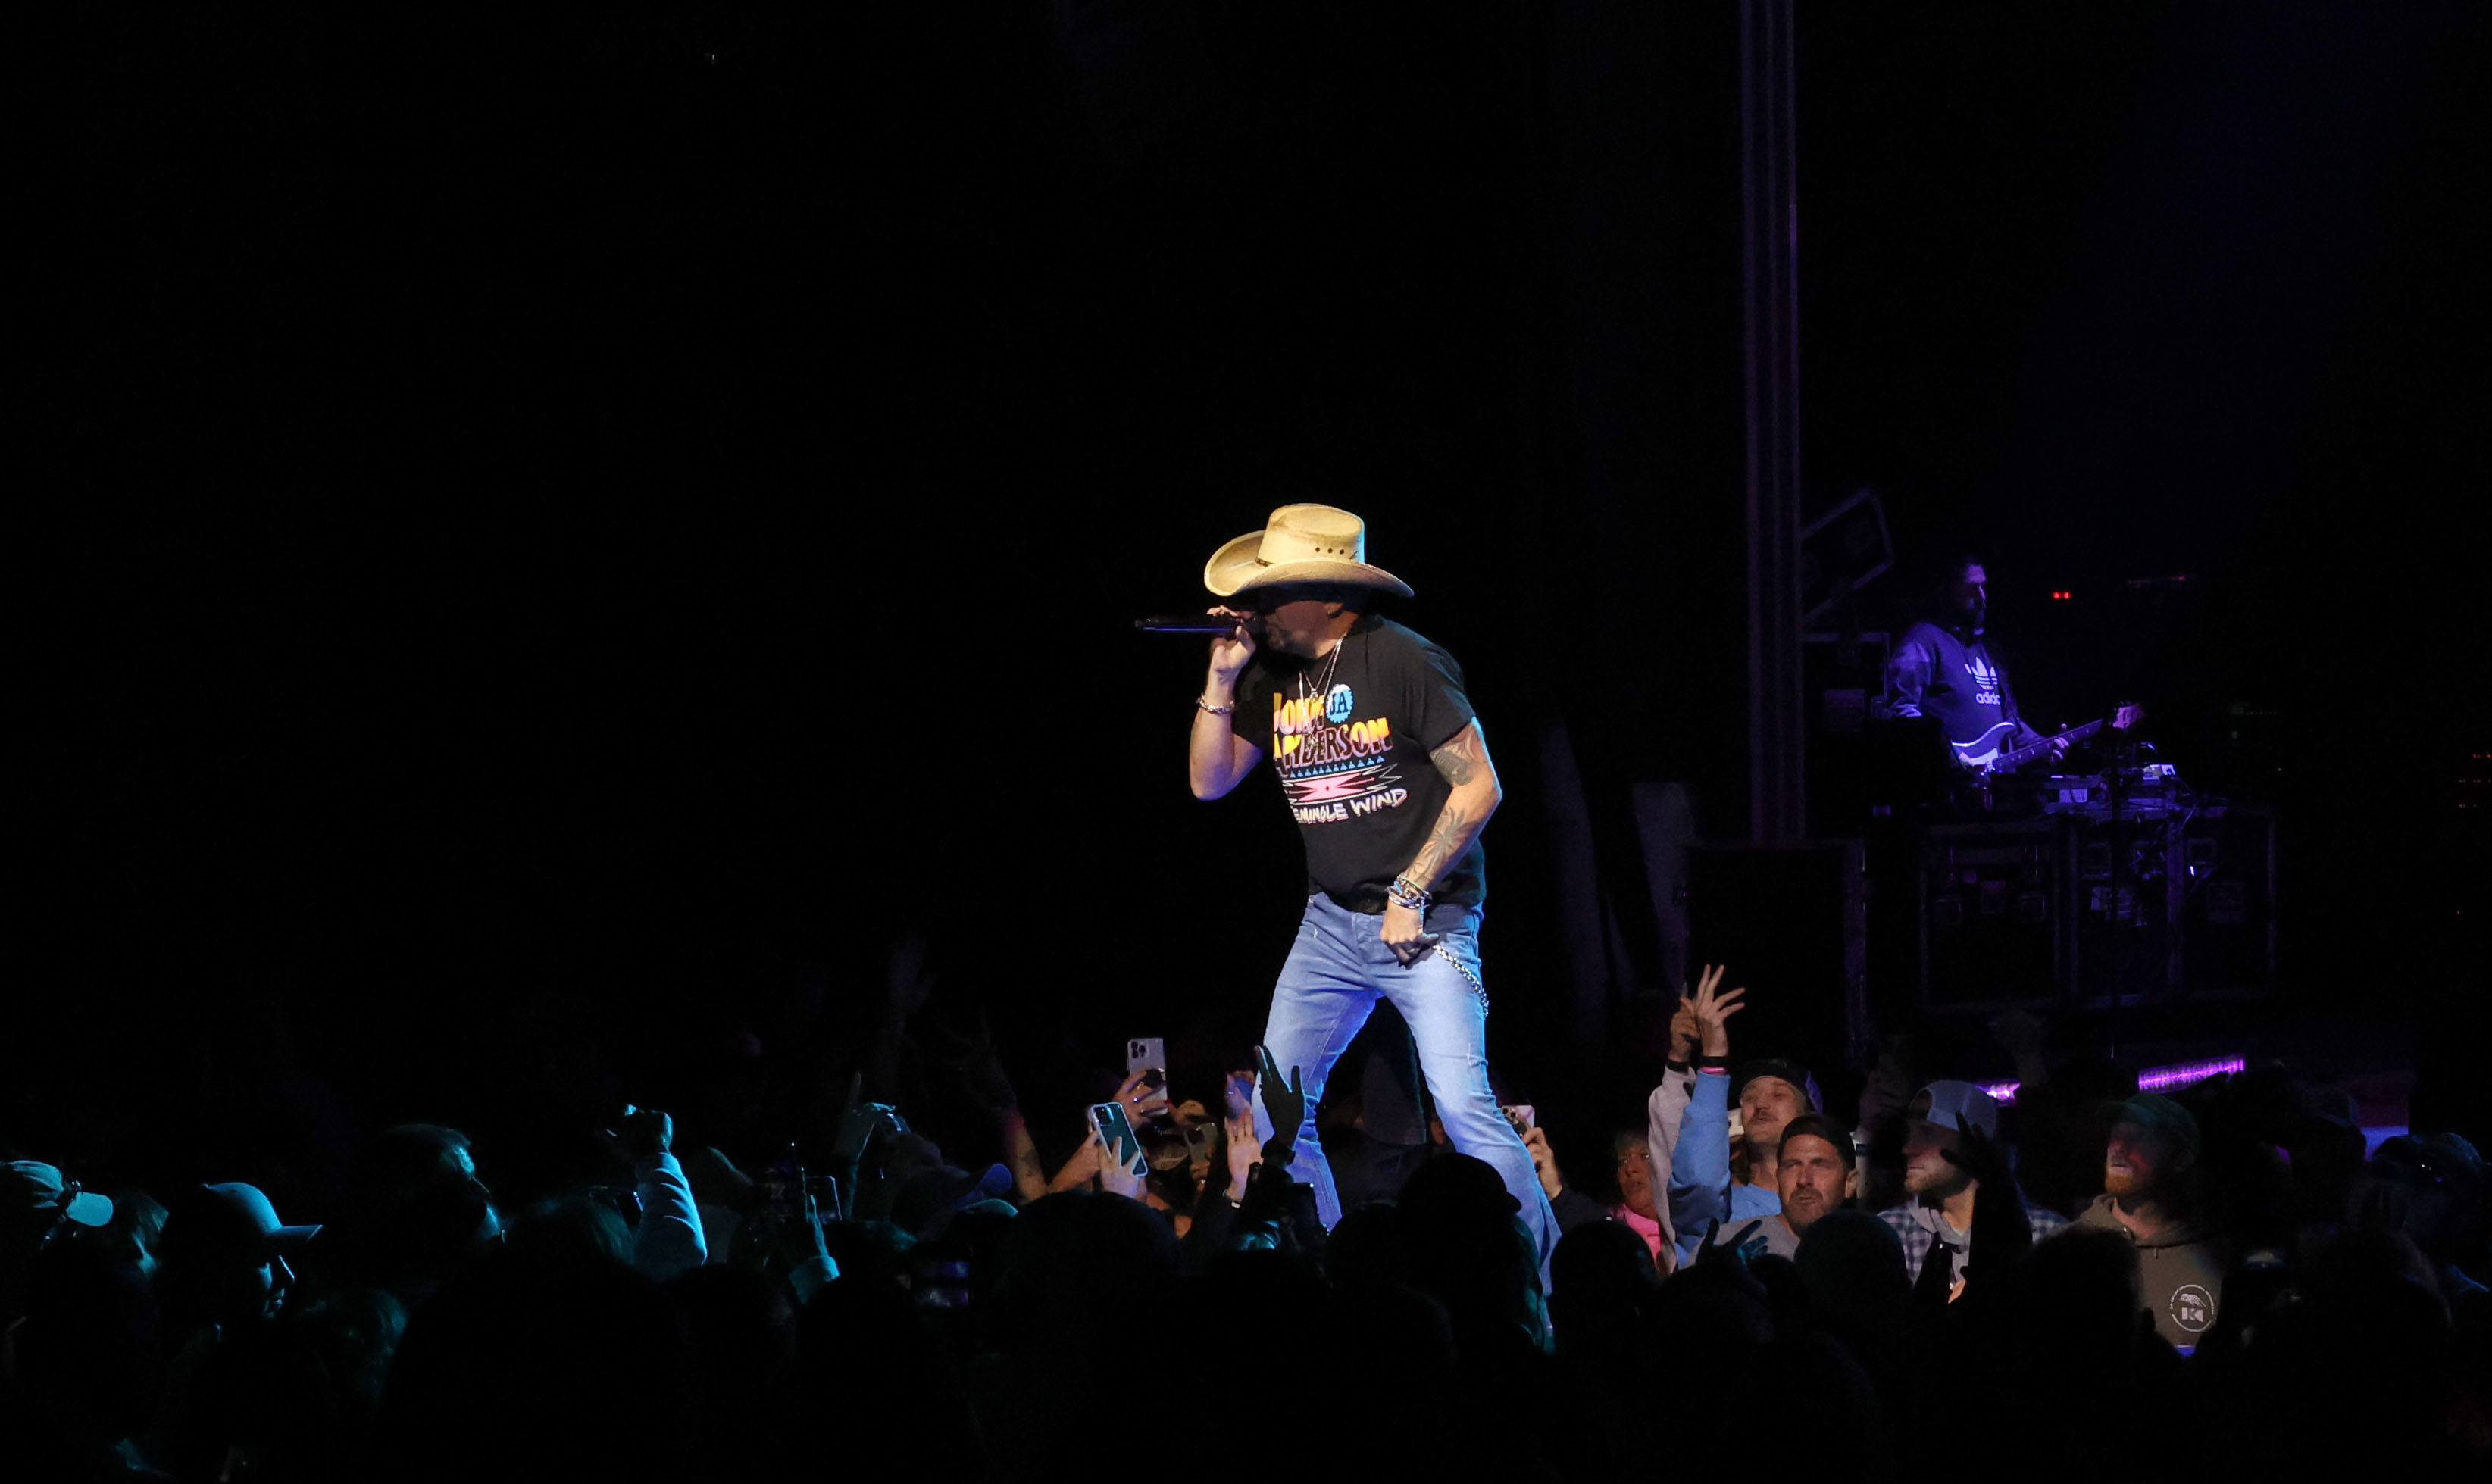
[1884,555,2068,772]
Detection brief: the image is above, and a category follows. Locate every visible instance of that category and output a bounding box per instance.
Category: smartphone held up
[1127,1035,1174,1132]
[1087,1100,1146,1174]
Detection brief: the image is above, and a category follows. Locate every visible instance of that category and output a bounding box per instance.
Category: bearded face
[2104,1119,2178,1198]
[1899,1095,1968,1199]
[1776,1134,1854,1234]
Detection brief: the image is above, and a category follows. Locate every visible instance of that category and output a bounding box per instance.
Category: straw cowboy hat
[1202,504,1413,598]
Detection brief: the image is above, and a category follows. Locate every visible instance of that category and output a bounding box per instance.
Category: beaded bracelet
[1195,696,1234,715]
[1386,874,1431,913]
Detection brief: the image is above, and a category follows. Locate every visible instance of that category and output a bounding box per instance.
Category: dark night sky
[24,6,2488,1166]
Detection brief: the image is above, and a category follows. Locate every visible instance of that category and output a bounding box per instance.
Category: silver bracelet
[1195,696,1234,715]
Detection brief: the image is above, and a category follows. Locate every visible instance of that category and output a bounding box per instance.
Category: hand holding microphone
[1204,605,1258,683]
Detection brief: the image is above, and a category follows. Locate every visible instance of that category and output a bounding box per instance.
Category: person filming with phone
[1186,504,1555,1271]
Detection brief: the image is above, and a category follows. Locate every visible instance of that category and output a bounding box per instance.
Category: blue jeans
[1254,893,1558,1273]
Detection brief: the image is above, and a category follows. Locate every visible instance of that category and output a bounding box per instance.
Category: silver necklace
[1297,632,1346,708]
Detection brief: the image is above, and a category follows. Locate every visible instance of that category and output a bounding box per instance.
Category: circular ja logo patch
[2169,1282,2215,1333]
[1324,684,1355,724]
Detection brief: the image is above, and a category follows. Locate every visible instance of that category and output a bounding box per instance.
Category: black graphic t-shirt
[1231,615,1485,911]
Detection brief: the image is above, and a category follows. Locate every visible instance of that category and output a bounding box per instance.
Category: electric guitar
[1951,704,2144,775]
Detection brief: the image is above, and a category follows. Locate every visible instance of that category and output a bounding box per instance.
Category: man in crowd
[1662,968,1822,1268]
[2074,1093,2225,1345]
[1774,1114,1859,1243]
[2,1159,114,1336]
[1878,1081,2067,1291]
[1704,1112,1860,1262]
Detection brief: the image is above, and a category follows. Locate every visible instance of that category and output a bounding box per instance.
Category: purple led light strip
[1975,1054,2244,1108]
[2135,1055,2247,1092]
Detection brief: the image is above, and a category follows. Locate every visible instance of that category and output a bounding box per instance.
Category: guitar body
[1948,722,2022,772]
[1950,704,2145,776]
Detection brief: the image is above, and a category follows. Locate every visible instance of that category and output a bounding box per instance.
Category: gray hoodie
[2075,1193,2225,1347]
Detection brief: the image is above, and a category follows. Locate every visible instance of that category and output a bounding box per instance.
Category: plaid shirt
[1878,1197,2069,1284]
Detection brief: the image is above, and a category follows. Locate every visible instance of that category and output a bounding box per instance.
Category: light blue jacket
[1668,1068,1782,1269]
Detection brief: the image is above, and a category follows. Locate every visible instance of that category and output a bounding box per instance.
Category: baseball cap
[3,1161,115,1231]
[1778,1113,1858,1170]
[1731,1058,1824,1113]
[2110,1092,2201,1163]
[1913,1081,2001,1139]
[159,1183,320,1270]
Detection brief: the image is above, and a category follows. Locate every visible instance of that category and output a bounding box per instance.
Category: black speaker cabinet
[1918,818,2065,1011]
[2178,804,2277,998]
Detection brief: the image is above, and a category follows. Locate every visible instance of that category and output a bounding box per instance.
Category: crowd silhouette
[5,945,2485,1481]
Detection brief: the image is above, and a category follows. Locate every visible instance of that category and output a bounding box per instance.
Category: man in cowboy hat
[1186,504,1556,1270]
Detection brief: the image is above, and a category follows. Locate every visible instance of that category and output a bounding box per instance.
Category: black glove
[1255,1045,1307,1149]
[1697,1217,1767,1273]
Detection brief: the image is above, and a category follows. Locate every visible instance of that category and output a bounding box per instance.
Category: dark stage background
[23,5,2489,1190]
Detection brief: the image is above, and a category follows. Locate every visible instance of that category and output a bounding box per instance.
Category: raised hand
[1049,1129,1105,1193]
[1113,1067,1167,1130]
[1669,992,1701,1065]
[1683,964,1748,1059]
[1097,1133,1148,1199]
[1696,1217,1766,1274]
[1254,1045,1307,1153]
[1218,1111,1255,1202]
[1207,605,1259,683]
[1521,1126,1565,1200]
[605,1104,674,1161]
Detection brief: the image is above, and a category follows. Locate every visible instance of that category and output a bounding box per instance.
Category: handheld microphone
[1133,614,1259,636]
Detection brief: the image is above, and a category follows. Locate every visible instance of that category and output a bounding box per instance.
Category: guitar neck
[1995,717,2105,772]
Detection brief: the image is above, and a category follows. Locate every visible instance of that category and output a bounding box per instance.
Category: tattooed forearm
[1404,798,1480,890]
[1430,721,1491,789]
[1001,1111,1049,1202]
[1403,722,1501,891]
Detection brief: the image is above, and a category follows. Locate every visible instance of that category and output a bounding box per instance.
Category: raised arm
[1663,969,1746,1268]
[1188,608,1265,799]
[1643,989,1708,1268]
[614,1107,707,1282]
